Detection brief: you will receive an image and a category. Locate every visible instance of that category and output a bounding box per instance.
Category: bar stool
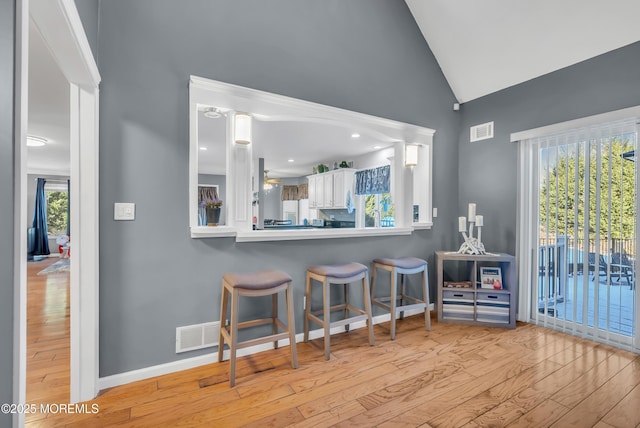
[303,262,374,360]
[218,270,297,387]
[370,257,431,340]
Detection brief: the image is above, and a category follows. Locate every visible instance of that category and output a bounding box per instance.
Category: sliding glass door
[523,118,638,348]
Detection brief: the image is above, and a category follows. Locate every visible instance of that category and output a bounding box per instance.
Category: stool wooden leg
[229,289,240,387]
[304,272,312,342]
[363,273,375,346]
[285,283,298,369]
[272,293,279,350]
[399,273,406,321]
[423,266,431,331]
[218,285,228,363]
[389,269,397,340]
[323,278,331,360]
[343,284,349,332]
[369,264,377,306]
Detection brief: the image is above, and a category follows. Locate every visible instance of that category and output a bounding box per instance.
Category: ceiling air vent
[470,121,494,142]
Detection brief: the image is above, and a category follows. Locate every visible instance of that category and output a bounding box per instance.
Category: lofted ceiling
[405,0,640,103]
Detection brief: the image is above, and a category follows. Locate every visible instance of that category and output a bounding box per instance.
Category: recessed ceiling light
[288,159,294,163]
[199,146,207,151]
[374,145,381,149]
[26,136,48,147]
[351,133,360,138]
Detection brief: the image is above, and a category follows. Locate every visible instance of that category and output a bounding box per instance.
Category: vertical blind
[529,118,637,346]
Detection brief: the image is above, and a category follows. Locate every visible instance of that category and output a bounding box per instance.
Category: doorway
[15,0,101,420]
[25,17,73,414]
[517,114,639,350]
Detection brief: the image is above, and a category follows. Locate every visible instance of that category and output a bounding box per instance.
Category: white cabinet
[307,169,355,209]
[307,175,324,208]
[331,171,347,209]
[323,174,333,207]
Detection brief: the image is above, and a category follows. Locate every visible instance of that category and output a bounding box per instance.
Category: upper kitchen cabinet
[307,169,355,209]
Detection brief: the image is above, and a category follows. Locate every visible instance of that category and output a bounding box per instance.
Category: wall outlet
[114,203,135,221]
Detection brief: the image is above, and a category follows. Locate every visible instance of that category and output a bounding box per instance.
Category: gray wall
[458,41,640,255]
[97,0,459,376]
[0,0,15,424]
[73,0,99,61]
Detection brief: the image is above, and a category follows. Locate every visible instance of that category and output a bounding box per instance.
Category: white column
[392,143,413,228]
[227,112,253,231]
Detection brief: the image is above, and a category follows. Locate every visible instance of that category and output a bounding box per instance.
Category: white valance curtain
[354,165,390,195]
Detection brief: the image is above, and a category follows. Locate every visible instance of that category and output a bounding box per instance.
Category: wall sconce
[234,112,252,145]
[405,144,419,167]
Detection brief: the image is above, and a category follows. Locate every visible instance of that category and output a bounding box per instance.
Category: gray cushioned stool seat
[373,257,427,270]
[307,262,368,278]
[223,270,293,290]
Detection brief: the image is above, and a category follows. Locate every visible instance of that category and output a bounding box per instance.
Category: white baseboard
[98,305,433,391]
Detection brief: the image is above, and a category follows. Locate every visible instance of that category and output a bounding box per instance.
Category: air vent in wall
[470,121,494,142]
[176,321,219,353]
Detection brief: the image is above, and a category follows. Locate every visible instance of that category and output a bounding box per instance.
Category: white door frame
[14,0,100,424]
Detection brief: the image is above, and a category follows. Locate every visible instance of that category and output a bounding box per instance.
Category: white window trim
[189,76,435,241]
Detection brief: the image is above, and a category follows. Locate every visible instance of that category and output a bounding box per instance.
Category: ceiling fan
[264,170,282,189]
[264,170,282,185]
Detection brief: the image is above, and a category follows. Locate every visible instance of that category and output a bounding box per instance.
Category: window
[364,192,394,228]
[45,182,68,236]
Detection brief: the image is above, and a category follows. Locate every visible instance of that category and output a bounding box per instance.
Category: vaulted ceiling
[405,0,640,103]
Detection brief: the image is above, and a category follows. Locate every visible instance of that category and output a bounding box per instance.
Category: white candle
[458,216,466,232]
[475,215,483,227]
[468,203,476,220]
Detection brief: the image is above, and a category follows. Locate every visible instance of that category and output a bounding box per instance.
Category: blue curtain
[354,165,391,195]
[32,178,50,255]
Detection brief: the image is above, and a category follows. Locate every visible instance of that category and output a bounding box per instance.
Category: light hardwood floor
[25,260,640,427]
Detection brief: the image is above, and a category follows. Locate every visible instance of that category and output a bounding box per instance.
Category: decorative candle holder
[457,204,486,255]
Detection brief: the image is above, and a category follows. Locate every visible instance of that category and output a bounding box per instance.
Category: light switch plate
[433,207,438,218]
[114,203,135,221]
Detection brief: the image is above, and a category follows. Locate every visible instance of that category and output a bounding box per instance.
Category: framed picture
[480,267,503,290]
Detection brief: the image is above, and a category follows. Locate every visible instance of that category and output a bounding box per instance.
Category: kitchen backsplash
[318,209,355,222]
